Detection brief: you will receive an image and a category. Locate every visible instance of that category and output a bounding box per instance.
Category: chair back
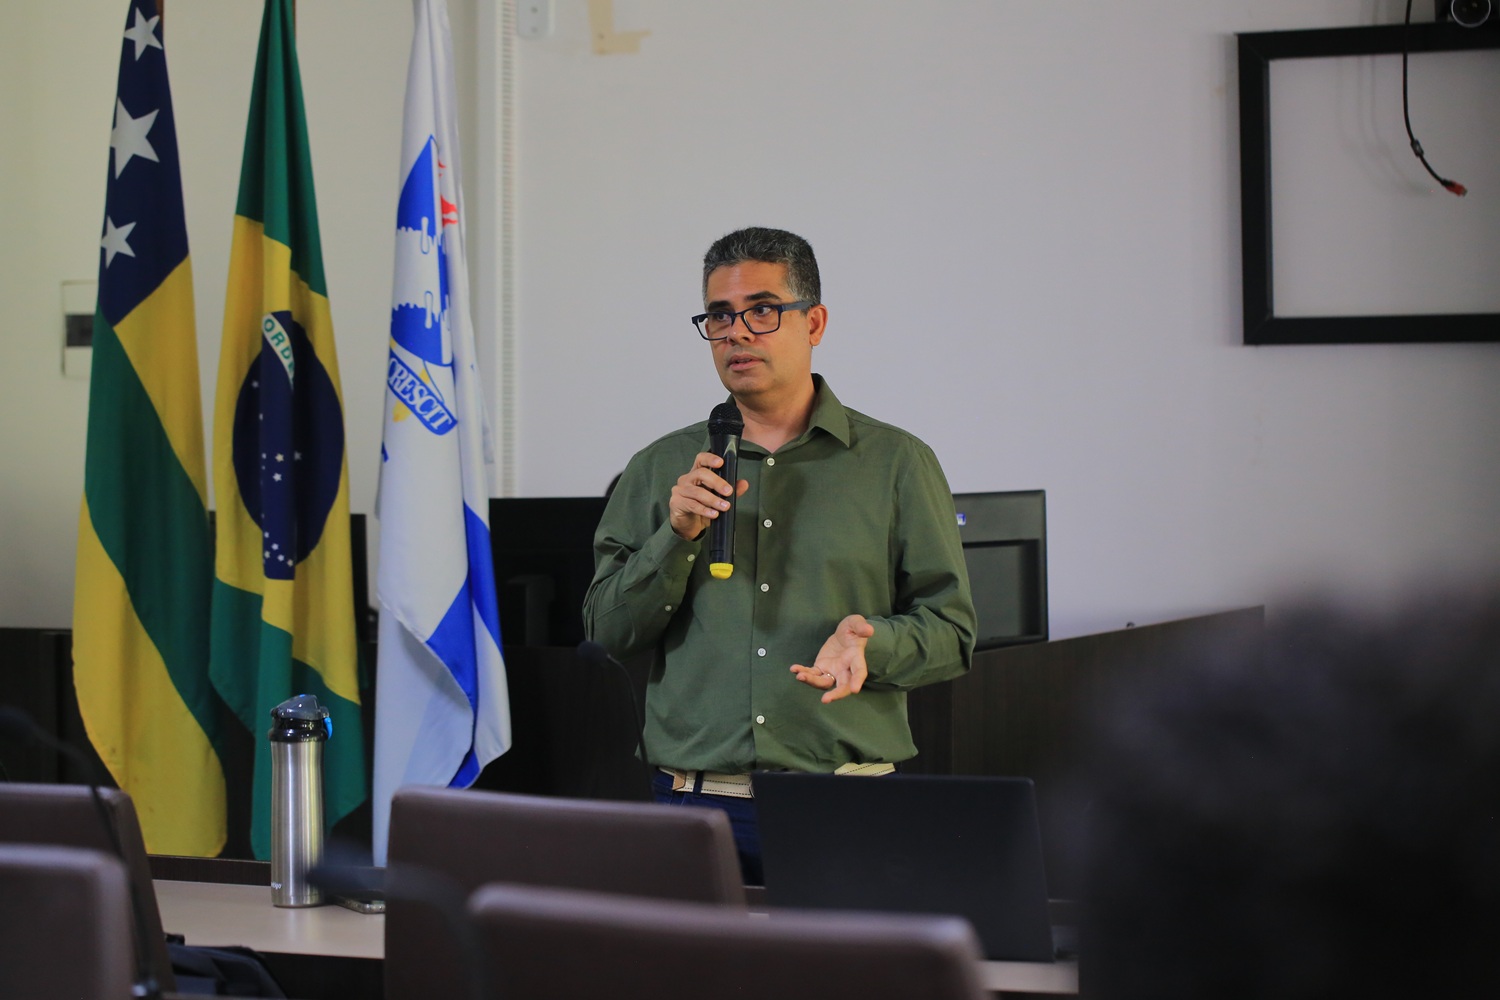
[0,783,175,991]
[385,786,744,1000]
[469,881,991,1000]
[0,843,135,1000]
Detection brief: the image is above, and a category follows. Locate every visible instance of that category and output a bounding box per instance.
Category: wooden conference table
[155,879,384,960]
[153,878,1079,997]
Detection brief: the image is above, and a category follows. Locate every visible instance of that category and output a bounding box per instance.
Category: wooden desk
[154,879,384,999]
[980,959,1078,995]
[153,880,383,959]
[155,878,1073,996]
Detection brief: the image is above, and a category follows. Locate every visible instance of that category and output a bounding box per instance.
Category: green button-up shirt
[584,377,976,774]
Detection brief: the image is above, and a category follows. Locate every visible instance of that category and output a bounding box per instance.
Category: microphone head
[0,705,40,743]
[707,401,744,436]
[307,862,386,901]
[576,640,610,666]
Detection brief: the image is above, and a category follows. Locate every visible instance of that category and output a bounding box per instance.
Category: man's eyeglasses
[691,300,814,341]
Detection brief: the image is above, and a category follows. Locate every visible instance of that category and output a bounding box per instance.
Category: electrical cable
[1403,0,1468,195]
[0,707,162,999]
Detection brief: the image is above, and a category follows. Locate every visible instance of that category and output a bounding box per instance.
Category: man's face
[704,260,826,404]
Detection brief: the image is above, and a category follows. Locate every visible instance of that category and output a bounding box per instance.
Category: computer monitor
[952,490,1048,649]
[489,497,608,649]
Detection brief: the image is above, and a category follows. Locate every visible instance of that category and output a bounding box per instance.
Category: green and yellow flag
[211,0,365,859]
[73,0,225,857]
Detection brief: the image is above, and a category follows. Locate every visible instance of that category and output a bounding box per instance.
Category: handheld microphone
[706,401,743,580]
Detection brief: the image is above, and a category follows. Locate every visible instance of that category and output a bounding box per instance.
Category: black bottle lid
[268,693,332,742]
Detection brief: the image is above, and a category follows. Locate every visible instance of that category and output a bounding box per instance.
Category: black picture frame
[1238,22,1500,345]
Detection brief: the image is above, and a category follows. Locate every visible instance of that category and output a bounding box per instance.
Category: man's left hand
[791,614,874,704]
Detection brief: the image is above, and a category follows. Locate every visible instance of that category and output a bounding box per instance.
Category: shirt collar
[804,374,852,448]
[724,374,852,455]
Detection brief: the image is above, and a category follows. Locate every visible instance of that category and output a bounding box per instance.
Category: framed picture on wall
[1238,22,1500,345]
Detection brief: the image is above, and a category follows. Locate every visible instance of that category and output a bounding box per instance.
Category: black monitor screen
[489,497,607,649]
[951,491,1048,649]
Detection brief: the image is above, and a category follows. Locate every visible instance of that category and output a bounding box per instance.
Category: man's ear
[807,303,828,346]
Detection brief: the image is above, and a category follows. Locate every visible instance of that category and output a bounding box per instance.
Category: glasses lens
[702,311,734,338]
[744,304,782,334]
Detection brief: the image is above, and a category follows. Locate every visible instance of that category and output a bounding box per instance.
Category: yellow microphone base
[709,563,733,579]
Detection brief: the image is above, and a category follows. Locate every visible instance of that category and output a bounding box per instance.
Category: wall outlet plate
[61,280,95,381]
[517,0,551,39]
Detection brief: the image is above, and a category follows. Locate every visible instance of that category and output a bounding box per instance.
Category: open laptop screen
[753,772,1058,963]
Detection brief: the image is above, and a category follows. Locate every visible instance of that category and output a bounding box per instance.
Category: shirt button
[765,457,775,467]
[664,605,673,612]
[763,519,772,528]
[686,554,695,563]
[757,647,766,657]
[755,715,766,725]
[760,583,770,593]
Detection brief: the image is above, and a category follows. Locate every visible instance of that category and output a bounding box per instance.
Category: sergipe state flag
[371,0,511,864]
[72,0,225,857]
[210,0,365,860]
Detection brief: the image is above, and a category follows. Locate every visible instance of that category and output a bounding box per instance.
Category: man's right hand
[670,452,748,541]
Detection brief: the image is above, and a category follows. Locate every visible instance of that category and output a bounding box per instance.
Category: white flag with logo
[372,0,510,863]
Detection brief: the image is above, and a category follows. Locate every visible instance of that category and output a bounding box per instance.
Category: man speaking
[584,227,976,882]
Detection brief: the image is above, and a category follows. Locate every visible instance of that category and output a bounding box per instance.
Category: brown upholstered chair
[469,881,991,1000]
[385,786,745,1000]
[0,783,175,993]
[0,843,136,1000]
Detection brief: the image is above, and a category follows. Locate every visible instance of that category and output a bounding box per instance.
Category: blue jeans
[650,770,762,886]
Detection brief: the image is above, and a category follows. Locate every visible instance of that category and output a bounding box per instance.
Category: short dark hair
[701,227,821,306]
[1077,595,1500,1000]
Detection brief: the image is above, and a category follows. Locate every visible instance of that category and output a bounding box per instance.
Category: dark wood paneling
[150,855,270,886]
[0,627,63,783]
[0,628,110,786]
[909,607,1266,897]
[910,608,1264,779]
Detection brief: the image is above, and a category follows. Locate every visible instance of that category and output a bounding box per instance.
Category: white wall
[508,0,1500,637]
[3,0,1498,640]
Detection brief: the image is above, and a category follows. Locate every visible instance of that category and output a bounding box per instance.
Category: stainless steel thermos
[269,693,330,907]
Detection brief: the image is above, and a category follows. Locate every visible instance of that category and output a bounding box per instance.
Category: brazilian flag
[211,0,365,859]
[73,0,225,857]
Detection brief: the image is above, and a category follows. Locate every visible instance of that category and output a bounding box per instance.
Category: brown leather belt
[658,762,896,799]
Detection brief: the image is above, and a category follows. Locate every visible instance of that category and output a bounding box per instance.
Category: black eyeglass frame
[691,300,815,341]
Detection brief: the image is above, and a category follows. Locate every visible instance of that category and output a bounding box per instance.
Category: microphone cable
[0,707,162,999]
[576,641,649,773]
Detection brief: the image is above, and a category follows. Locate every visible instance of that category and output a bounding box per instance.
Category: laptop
[753,772,1070,963]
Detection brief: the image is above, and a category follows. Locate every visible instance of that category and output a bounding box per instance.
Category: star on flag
[111,99,159,178]
[100,216,136,267]
[123,8,162,61]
